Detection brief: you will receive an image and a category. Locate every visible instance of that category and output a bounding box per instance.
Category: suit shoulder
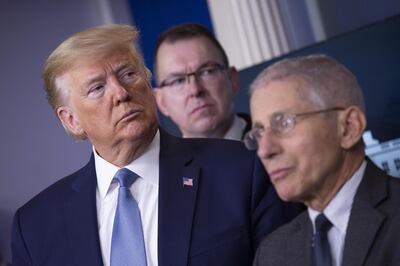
[254,212,310,266]
[361,162,400,207]
[160,128,255,162]
[383,175,400,210]
[182,137,253,158]
[17,161,92,214]
[259,212,306,249]
[388,175,400,189]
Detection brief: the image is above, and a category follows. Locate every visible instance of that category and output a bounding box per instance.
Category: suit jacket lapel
[237,112,252,139]
[342,161,387,266]
[158,130,200,266]
[66,155,103,265]
[286,213,313,265]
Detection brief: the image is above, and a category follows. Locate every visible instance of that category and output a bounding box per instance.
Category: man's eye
[280,118,292,128]
[121,70,137,83]
[253,127,264,139]
[199,67,217,77]
[168,77,186,87]
[88,85,104,95]
[125,71,136,77]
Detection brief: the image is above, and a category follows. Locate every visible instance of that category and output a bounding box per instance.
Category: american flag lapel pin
[182,177,194,188]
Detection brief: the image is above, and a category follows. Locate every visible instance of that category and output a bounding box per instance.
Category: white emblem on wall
[363,131,400,177]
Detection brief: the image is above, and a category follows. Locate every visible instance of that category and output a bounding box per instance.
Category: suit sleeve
[250,154,300,248]
[11,209,32,266]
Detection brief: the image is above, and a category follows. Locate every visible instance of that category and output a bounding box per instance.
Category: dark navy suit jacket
[12,129,297,266]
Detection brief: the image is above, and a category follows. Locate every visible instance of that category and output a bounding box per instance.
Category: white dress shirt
[95,130,160,266]
[308,160,367,266]
[223,114,247,141]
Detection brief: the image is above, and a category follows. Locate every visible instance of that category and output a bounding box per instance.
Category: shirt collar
[223,114,247,141]
[308,160,367,233]
[94,129,160,199]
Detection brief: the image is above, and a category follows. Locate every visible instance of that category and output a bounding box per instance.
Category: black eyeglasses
[158,63,226,92]
[243,107,345,150]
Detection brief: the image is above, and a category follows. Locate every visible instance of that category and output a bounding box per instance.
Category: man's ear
[339,106,367,149]
[228,66,240,95]
[152,88,170,117]
[57,106,85,137]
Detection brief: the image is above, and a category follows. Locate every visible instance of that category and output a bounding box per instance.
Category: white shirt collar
[94,130,160,199]
[223,114,247,141]
[308,160,367,233]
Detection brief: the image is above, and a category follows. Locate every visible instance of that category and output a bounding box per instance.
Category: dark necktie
[110,168,147,266]
[312,213,333,266]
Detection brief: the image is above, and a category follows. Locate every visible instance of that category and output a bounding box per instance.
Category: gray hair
[249,54,366,111]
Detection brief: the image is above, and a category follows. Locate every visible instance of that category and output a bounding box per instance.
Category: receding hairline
[252,74,327,109]
[154,35,227,82]
[249,54,366,112]
[153,23,229,83]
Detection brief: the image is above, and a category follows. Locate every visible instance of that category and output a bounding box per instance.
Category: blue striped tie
[110,168,147,266]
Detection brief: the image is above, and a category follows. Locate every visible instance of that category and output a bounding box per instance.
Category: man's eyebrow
[83,62,136,87]
[164,70,186,78]
[115,62,134,73]
[164,60,221,78]
[83,73,105,88]
[197,60,221,68]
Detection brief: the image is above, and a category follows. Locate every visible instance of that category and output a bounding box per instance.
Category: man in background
[11,24,297,266]
[153,23,250,140]
[246,54,400,266]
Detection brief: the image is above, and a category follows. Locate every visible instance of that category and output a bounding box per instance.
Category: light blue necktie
[110,168,147,266]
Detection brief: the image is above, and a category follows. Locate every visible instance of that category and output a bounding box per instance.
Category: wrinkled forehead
[252,75,323,109]
[161,36,223,59]
[73,47,142,69]
[250,76,323,120]
[157,37,224,69]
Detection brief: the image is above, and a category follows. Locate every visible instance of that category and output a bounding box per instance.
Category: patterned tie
[312,213,333,266]
[110,168,147,266]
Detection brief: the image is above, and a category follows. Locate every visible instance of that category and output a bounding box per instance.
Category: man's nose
[186,73,204,96]
[112,79,130,104]
[257,130,282,160]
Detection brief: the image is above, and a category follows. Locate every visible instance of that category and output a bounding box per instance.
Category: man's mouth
[268,167,293,182]
[120,109,142,122]
[190,104,212,115]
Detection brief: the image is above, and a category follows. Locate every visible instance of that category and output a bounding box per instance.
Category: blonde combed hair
[42,24,151,113]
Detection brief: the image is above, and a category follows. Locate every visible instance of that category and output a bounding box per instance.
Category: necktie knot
[315,213,332,233]
[113,168,138,188]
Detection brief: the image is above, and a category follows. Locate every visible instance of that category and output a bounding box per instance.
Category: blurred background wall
[1,0,399,264]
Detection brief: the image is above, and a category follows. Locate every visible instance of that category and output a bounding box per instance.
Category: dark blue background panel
[128,0,213,74]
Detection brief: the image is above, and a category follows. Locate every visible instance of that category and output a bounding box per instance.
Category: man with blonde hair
[11,24,297,266]
[246,54,400,266]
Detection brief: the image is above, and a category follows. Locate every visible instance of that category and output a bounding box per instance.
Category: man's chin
[186,125,224,138]
[122,121,157,140]
[193,119,218,131]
